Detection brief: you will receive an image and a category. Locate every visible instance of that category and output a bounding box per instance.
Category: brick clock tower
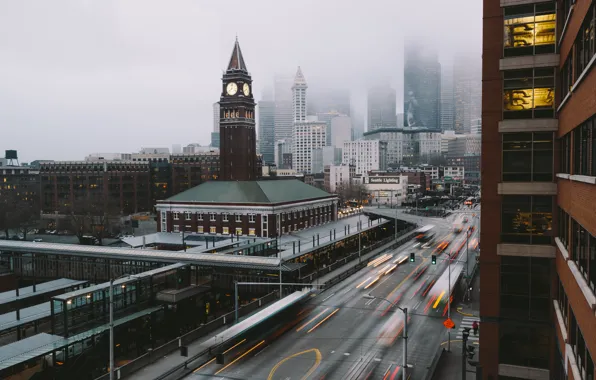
[219,38,257,181]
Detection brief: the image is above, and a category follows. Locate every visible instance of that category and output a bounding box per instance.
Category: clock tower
[219,38,257,181]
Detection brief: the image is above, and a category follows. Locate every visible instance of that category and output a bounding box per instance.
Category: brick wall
[480,0,504,377]
[558,179,596,237]
[558,68,596,137]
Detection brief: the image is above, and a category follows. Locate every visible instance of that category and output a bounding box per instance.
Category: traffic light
[431,255,437,265]
[409,252,415,262]
[466,345,476,360]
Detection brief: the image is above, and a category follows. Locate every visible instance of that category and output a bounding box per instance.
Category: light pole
[465,227,471,279]
[447,250,452,352]
[110,274,140,380]
[180,229,187,252]
[358,191,362,264]
[363,294,407,380]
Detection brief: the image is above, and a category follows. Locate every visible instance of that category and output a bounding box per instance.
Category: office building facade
[479,1,594,379]
[292,122,326,174]
[342,140,387,176]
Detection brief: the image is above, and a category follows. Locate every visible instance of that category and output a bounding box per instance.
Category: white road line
[321,293,335,303]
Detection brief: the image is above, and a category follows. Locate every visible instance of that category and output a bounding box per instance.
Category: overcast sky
[0,0,482,162]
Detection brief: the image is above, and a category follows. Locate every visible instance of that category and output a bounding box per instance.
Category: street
[186,216,479,380]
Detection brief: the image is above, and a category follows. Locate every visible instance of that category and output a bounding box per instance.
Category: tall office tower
[404,40,441,129]
[274,75,294,143]
[219,38,256,181]
[258,100,276,164]
[292,66,308,123]
[367,84,397,131]
[454,53,482,134]
[479,1,590,379]
[440,62,455,131]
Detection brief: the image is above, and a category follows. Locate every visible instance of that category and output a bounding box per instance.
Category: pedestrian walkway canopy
[0,240,282,270]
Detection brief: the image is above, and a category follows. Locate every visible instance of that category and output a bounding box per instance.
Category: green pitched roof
[164,179,333,204]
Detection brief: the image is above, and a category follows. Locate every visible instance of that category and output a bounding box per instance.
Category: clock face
[226,82,238,95]
[243,83,250,96]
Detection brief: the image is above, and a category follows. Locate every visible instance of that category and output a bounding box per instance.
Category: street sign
[443,318,455,329]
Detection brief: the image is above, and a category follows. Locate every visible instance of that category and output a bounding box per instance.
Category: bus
[415,225,436,243]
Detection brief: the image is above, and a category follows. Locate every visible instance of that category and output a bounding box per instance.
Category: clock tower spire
[219,38,256,181]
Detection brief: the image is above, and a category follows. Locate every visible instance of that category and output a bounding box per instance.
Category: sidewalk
[432,271,481,380]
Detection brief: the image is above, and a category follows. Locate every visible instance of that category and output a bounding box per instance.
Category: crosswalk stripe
[455,317,480,345]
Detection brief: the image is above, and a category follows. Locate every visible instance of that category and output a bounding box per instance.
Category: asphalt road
[185,217,479,380]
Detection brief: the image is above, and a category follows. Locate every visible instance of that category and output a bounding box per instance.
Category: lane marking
[433,291,446,309]
[267,348,322,380]
[192,339,247,373]
[321,293,335,303]
[296,308,330,332]
[307,308,339,333]
[215,340,265,375]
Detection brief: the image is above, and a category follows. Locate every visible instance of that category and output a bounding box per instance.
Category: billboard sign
[364,177,401,184]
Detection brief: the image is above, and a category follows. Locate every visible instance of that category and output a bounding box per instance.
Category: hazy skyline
[0,0,482,162]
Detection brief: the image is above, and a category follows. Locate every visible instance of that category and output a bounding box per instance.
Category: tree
[337,182,367,207]
[63,197,120,245]
[0,192,39,239]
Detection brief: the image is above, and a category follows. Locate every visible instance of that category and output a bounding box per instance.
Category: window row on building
[558,208,596,294]
[502,132,553,182]
[557,279,596,378]
[503,2,556,57]
[560,112,596,176]
[503,68,555,119]
[501,195,553,245]
[560,3,596,100]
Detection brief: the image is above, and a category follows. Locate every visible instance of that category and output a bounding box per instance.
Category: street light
[110,274,140,380]
[363,294,407,380]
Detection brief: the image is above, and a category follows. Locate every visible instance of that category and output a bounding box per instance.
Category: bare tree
[63,197,120,245]
[0,192,39,239]
[337,182,367,207]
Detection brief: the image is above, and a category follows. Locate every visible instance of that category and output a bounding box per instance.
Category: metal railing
[94,291,278,380]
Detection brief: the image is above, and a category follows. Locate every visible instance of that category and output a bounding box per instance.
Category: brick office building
[39,161,152,214]
[482,0,596,379]
[156,179,338,238]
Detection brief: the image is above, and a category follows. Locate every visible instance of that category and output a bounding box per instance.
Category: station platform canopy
[0,301,54,333]
[0,278,88,306]
[0,306,162,372]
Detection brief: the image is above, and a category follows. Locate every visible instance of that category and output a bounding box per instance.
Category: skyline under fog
[0,0,482,162]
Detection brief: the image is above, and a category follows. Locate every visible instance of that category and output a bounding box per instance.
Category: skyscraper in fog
[292,66,307,123]
[258,100,275,164]
[440,63,455,131]
[404,40,441,130]
[454,53,481,134]
[274,75,293,143]
[367,84,397,131]
[309,88,351,116]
